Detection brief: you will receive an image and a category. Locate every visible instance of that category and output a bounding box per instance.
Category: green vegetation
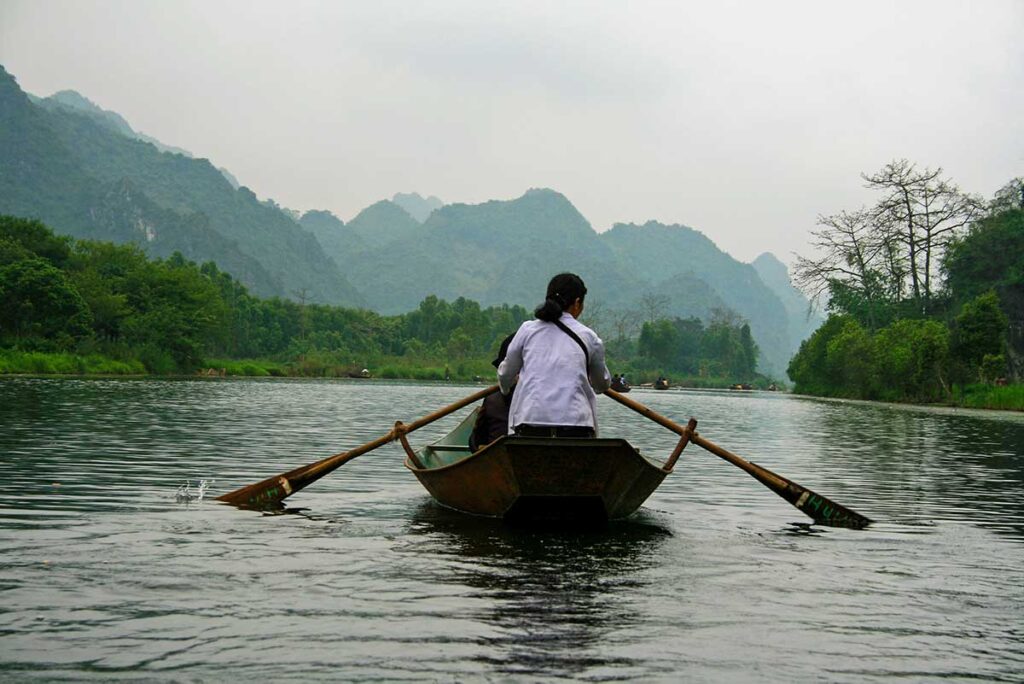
[2,64,818,376]
[790,166,1023,409]
[960,384,1024,411]
[0,215,768,384]
[0,349,144,375]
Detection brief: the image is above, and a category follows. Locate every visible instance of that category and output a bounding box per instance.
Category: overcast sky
[2,0,1021,263]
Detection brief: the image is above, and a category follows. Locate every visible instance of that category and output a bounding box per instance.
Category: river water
[1,377,1022,682]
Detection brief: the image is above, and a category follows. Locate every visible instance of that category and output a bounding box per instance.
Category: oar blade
[216,474,296,509]
[684,425,873,529]
[758,467,872,529]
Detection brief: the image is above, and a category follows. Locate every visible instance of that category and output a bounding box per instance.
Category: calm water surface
[1,378,1022,682]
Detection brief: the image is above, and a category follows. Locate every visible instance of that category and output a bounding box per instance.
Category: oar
[218,384,500,509]
[604,388,872,528]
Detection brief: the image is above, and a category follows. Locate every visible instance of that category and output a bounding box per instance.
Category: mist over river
[1,378,1022,681]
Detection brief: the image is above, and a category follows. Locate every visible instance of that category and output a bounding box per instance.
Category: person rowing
[497,273,611,438]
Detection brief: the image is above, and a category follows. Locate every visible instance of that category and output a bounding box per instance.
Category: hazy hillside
[346,200,422,247]
[0,66,364,306]
[299,209,369,263]
[1,64,817,375]
[600,221,794,374]
[345,189,631,314]
[752,252,823,345]
[335,188,805,374]
[392,192,444,223]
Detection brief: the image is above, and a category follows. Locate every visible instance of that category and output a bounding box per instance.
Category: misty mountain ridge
[0,64,814,375]
[37,89,196,158]
[392,192,444,223]
[0,65,364,306]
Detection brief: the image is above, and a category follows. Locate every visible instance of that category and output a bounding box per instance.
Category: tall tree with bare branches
[795,160,983,327]
[863,159,984,307]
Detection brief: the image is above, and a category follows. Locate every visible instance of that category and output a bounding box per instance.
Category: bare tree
[989,177,1024,215]
[292,287,315,341]
[580,299,604,335]
[638,292,670,325]
[863,159,984,305]
[611,309,641,343]
[793,208,887,306]
[794,160,984,325]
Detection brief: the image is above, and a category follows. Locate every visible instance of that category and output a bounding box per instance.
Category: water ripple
[1,378,1022,681]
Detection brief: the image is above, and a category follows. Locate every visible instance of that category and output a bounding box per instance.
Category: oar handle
[218,384,501,507]
[299,383,501,481]
[605,388,692,437]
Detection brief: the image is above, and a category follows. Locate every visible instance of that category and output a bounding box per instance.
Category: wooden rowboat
[400,409,690,522]
[219,385,870,529]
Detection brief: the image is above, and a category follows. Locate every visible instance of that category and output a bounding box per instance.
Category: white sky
[1,0,1021,263]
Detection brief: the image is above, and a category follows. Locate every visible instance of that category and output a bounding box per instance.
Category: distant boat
[654,378,669,390]
[610,376,631,393]
[729,383,753,391]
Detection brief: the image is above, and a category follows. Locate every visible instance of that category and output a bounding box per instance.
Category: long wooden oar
[604,388,872,528]
[218,384,500,509]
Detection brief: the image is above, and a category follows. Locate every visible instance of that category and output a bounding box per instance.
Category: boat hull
[405,413,669,522]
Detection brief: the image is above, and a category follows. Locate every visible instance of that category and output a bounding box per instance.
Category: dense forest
[0,215,766,385]
[788,163,1023,408]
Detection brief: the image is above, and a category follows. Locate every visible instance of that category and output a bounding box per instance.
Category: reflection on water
[405,504,672,679]
[1,378,1023,680]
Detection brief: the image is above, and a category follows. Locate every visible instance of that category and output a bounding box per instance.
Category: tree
[949,291,1008,383]
[863,160,984,308]
[638,319,679,368]
[0,216,73,268]
[610,309,641,344]
[793,209,892,312]
[824,318,876,398]
[737,323,759,379]
[873,319,950,402]
[638,292,669,325]
[794,161,984,326]
[788,315,853,395]
[944,206,1024,380]
[672,317,704,374]
[988,178,1024,216]
[0,257,92,346]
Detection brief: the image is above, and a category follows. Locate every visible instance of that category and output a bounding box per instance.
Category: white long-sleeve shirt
[497,313,611,434]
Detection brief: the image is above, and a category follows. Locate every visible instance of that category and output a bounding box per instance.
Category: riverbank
[5,348,1019,410]
[0,349,781,390]
[793,383,1024,413]
[959,383,1024,411]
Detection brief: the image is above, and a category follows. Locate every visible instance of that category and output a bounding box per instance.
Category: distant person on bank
[497,273,611,437]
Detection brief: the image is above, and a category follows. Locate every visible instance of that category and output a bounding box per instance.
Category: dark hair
[534,273,587,322]
[492,333,516,368]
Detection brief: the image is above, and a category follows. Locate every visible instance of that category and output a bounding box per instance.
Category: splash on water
[175,479,214,503]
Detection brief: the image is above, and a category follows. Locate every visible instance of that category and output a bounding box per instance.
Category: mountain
[346,200,422,246]
[38,89,195,157]
[2,64,817,374]
[752,252,823,345]
[336,188,804,374]
[345,188,629,315]
[392,192,444,223]
[600,221,793,374]
[0,66,364,306]
[299,209,368,263]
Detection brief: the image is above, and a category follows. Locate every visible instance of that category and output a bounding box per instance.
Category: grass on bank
[0,350,145,375]
[960,383,1024,411]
